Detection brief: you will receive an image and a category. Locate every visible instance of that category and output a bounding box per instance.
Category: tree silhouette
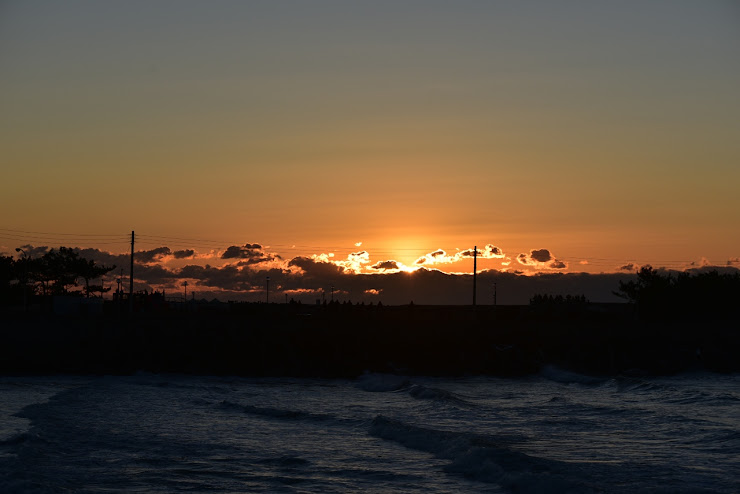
[616,265,740,321]
[17,247,116,297]
[76,256,115,297]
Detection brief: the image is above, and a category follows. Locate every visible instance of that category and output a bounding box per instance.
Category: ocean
[0,370,737,493]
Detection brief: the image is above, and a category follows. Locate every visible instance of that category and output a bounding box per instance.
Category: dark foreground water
[1,370,738,493]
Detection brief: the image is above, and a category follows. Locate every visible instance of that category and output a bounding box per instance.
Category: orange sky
[1,1,739,277]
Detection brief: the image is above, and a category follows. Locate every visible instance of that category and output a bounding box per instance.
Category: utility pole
[266,276,270,303]
[183,281,188,302]
[473,245,477,307]
[129,230,134,313]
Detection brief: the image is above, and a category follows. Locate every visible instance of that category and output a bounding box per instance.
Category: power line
[0,227,125,238]
[0,232,129,242]
[136,233,239,245]
[0,235,130,247]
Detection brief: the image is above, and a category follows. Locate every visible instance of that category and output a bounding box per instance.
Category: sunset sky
[1,1,739,301]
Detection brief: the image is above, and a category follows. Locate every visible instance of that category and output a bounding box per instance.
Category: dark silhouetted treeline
[1,248,114,303]
[615,265,740,322]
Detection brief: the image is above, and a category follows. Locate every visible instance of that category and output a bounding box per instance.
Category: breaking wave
[356,373,475,407]
[406,384,474,407]
[369,415,600,492]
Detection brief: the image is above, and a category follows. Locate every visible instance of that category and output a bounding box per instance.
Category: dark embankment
[1,302,737,377]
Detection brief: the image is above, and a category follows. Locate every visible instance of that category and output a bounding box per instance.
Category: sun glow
[380,235,437,268]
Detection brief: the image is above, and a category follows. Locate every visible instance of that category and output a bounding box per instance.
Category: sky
[1,1,739,302]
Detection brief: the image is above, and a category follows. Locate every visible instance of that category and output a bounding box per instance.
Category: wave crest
[369,415,594,491]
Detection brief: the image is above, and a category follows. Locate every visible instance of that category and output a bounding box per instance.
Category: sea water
[0,370,737,493]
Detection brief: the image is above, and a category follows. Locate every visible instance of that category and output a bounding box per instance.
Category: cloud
[221,244,260,259]
[728,257,740,266]
[484,244,505,258]
[619,263,636,271]
[364,289,382,295]
[221,243,279,267]
[173,249,195,259]
[371,260,401,271]
[517,248,566,270]
[416,250,447,265]
[178,264,250,291]
[355,242,362,247]
[579,260,589,265]
[284,288,321,296]
[136,263,179,284]
[288,256,344,278]
[299,251,371,274]
[416,244,505,266]
[75,245,191,266]
[550,260,567,269]
[459,244,505,259]
[339,250,371,274]
[530,249,552,263]
[689,257,713,268]
[36,245,280,292]
[136,247,172,263]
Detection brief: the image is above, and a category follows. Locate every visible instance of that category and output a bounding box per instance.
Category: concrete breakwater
[1,304,737,377]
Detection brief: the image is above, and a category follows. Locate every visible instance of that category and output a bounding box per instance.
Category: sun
[380,235,435,269]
